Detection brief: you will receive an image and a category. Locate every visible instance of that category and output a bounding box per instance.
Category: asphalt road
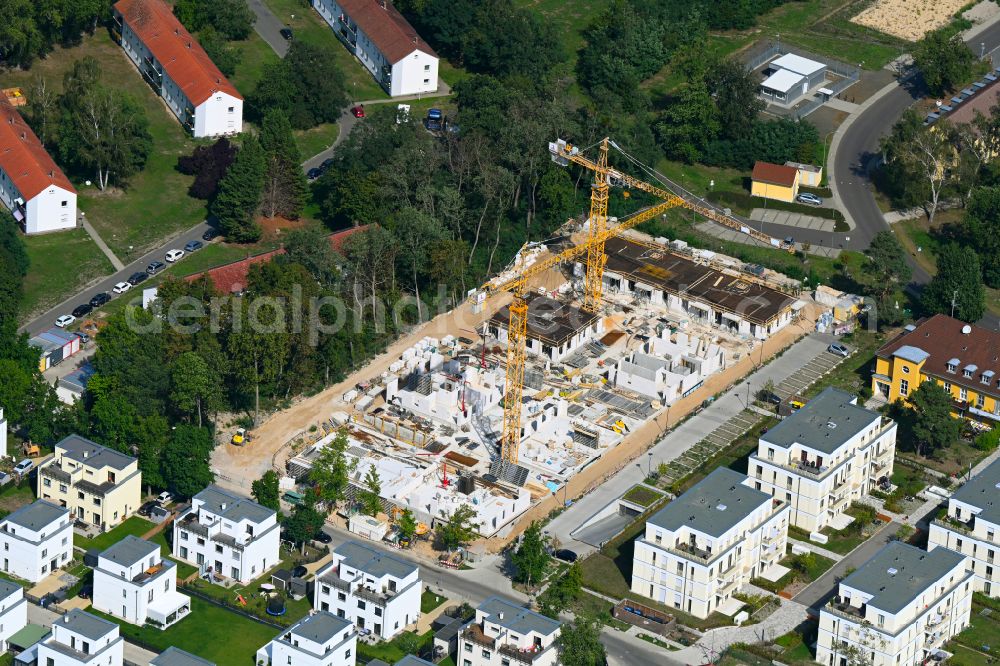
[248,0,290,56]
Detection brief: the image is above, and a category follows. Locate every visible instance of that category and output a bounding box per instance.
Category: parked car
[828,343,850,357]
[54,314,76,328]
[321,158,334,170]
[351,105,365,118]
[164,249,185,263]
[184,240,203,253]
[292,565,308,578]
[280,27,293,40]
[127,272,148,286]
[146,260,165,274]
[71,303,93,318]
[202,227,219,242]
[138,500,158,517]
[0,472,13,487]
[113,281,132,294]
[758,390,782,405]
[89,292,111,308]
[13,459,34,475]
[156,491,174,505]
[75,332,90,345]
[796,192,823,206]
[553,549,578,563]
[313,531,332,544]
[307,167,322,180]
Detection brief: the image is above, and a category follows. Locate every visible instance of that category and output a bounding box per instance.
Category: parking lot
[771,347,849,400]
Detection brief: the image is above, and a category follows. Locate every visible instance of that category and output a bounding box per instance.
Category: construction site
[214,138,817,555]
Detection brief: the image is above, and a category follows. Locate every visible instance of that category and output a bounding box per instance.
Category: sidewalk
[81,216,125,271]
[788,538,843,562]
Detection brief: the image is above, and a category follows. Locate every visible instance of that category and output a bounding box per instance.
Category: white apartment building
[314,540,421,639]
[817,542,972,666]
[312,0,439,97]
[172,485,279,584]
[0,99,76,234]
[748,387,897,532]
[113,0,243,138]
[929,456,1000,596]
[37,434,142,531]
[0,500,72,583]
[36,609,124,666]
[255,611,357,666]
[93,536,191,629]
[0,580,28,653]
[151,647,215,666]
[457,596,561,666]
[631,467,789,619]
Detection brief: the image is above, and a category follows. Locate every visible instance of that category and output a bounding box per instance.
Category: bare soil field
[851,0,968,41]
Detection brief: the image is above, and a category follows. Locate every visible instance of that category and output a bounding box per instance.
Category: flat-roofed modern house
[0,99,76,234]
[748,387,897,532]
[255,611,357,666]
[457,596,561,666]
[36,610,124,666]
[93,536,191,629]
[0,581,28,653]
[314,540,421,639]
[760,53,827,105]
[312,0,439,97]
[929,456,1000,596]
[0,500,73,583]
[817,542,972,666]
[631,467,789,618]
[113,0,243,138]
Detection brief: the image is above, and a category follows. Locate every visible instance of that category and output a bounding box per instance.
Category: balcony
[827,597,866,621]
[498,642,551,664]
[933,516,976,538]
[132,559,173,584]
[672,541,714,563]
[462,623,496,650]
[354,582,397,607]
[791,459,829,477]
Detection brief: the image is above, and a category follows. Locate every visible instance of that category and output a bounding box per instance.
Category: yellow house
[751,161,800,203]
[873,314,1000,423]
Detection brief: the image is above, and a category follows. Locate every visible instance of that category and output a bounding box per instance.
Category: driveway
[248,0,289,56]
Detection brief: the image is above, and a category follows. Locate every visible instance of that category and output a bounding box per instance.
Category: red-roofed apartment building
[0,99,77,234]
[312,0,439,97]
[113,0,243,138]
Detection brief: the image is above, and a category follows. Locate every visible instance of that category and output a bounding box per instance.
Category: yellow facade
[872,356,1000,419]
[750,179,798,203]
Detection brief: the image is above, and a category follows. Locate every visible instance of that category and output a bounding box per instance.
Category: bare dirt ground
[851,0,973,41]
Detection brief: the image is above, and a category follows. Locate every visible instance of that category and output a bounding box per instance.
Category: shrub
[974,427,1000,452]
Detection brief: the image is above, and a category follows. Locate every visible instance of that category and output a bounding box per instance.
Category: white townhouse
[458,596,561,666]
[817,543,972,666]
[929,456,1000,597]
[36,610,124,666]
[0,580,27,653]
[0,500,73,583]
[631,467,789,619]
[0,99,76,234]
[113,0,243,138]
[255,611,357,666]
[151,648,215,666]
[172,485,279,585]
[312,0,439,97]
[314,540,421,640]
[748,387,897,533]
[93,536,191,630]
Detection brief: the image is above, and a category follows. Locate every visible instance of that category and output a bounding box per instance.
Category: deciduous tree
[170,351,220,427]
[914,28,975,97]
[252,470,281,511]
[396,509,418,541]
[921,243,985,322]
[863,231,912,319]
[511,521,549,587]
[435,504,479,551]
[163,425,215,498]
[908,380,962,457]
[964,186,1000,288]
[308,430,354,508]
[557,616,606,666]
[176,137,237,200]
[358,465,382,517]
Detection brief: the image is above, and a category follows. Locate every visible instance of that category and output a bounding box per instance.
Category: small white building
[611,330,725,405]
[255,611,357,666]
[0,99,76,234]
[929,456,1000,597]
[458,596,561,666]
[314,540,421,640]
[0,580,27,653]
[0,500,73,583]
[817,543,972,666]
[172,485,280,585]
[760,53,827,105]
[488,293,604,362]
[114,0,243,138]
[93,536,191,630]
[312,0,439,97]
[36,609,124,666]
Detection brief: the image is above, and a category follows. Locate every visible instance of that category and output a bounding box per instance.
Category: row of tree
[0,0,104,69]
[173,0,256,78]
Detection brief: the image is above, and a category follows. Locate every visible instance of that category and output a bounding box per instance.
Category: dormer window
[964,364,977,378]
[984,371,995,385]
[947,359,959,373]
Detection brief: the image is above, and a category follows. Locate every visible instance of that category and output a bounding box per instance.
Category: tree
[921,243,986,322]
[162,425,215,498]
[248,42,347,129]
[655,83,720,163]
[881,114,956,223]
[284,496,325,544]
[914,28,975,97]
[358,464,382,517]
[283,224,340,285]
[964,186,1000,288]
[174,0,254,40]
[392,207,444,320]
[176,137,237,200]
[211,135,265,242]
[251,470,281,511]
[396,509,418,541]
[196,26,238,77]
[540,561,582,616]
[25,74,59,144]
[908,380,962,457]
[170,351,219,427]
[259,109,307,219]
[863,231,912,316]
[557,616,607,666]
[308,430,353,508]
[705,57,764,141]
[435,504,479,551]
[511,521,549,587]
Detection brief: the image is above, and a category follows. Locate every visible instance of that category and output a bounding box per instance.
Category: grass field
[513,0,611,64]
[19,228,114,319]
[229,32,282,94]
[74,516,155,551]
[295,122,340,160]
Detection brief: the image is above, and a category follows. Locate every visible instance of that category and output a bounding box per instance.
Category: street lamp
[746,381,751,407]
[647,452,653,478]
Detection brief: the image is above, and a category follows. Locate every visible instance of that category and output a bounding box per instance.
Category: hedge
[706,190,846,224]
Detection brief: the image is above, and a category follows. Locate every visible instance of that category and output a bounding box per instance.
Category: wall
[390,50,438,97]
[194,93,242,138]
[24,186,76,234]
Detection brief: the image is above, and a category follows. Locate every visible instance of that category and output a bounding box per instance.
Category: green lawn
[228,32,281,94]
[295,122,339,160]
[421,589,447,614]
[949,644,992,666]
[146,530,199,580]
[514,0,611,66]
[753,550,835,593]
[19,227,114,320]
[358,629,434,663]
[622,485,664,508]
[74,516,155,551]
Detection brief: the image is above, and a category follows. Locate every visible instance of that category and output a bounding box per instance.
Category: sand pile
[851,0,973,42]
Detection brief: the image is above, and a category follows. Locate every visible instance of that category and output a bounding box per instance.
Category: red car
[351,105,365,118]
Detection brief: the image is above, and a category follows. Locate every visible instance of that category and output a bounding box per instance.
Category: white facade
[458,596,561,666]
[192,93,243,139]
[0,500,73,583]
[386,361,504,428]
[928,457,1000,597]
[0,408,6,461]
[488,294,604,362]
[37,610,124,666]
[631,468,789,618]
[11,185,77,235]
[611,330,725,405]
[255,611,357,666]
[748,387,897,532]
[314,540,421,640]
[0,580,27,653]
[172,485,279,584]
[93,536,191,629]
[817,543,971,666]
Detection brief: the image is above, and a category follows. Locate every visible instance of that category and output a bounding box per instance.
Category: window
[78,491,85,500]
[901,366,909,374]
[424,64,430,71]
[944,382,952,392]
[464,642,472,653]
[61,201,67,207]
[228,106,234,113]
[358,600,366,610]
[181,531,188,541]
[215,544,223,553]
[960,388,967,401]
[59,484,67,493]
[43,478,51,488]
[900,379,909,396]
[964,368,974,378]
[877,614,884,627]
[338,592,346,601]
[978,394,986,408]
[983,374,991,385]
[423,78,429,84]
[482,650,491,659]
[947,362,957,373]
[232,567,239,579]
[756,465,763,477]
[375,607,382,617]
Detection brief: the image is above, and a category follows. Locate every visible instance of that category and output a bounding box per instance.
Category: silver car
[797,192,823,206]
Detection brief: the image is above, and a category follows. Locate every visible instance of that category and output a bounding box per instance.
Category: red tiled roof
[877,314,1000,397]
[944,78,1000,127]
[114,0,242,105]
[187,226,370,294]
[752,161,798,188]
[337,0,437,63]
[0,99,75,201]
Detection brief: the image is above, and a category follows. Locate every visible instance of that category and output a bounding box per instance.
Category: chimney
[20,132,25,140]
[187,42,192,48]
[49,170,54,178]
[498,612,504,620]
[220,502,227,511]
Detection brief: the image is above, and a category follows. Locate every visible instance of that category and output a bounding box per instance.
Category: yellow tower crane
[479,138,792,471]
